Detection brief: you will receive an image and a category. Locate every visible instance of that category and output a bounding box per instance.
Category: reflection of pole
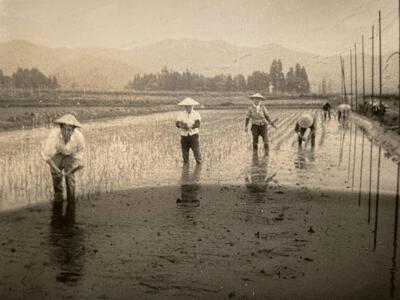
[358,131,365,206]
[368,138,373,224]
[355,43,358,111]
[350,48,353,109]
[372,25,375,107]
[379,10,383,123]
[351,126,358,191]
[391,162,400,298]
[362,35,366,109]
[373,145,382,252]
[348,123,353,180]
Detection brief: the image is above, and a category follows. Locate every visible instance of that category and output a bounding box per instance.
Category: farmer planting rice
[337,103,351,122]
[42,114,85,201]
[295,113,316,147]
[176,97,202,164]
[245,93,277,156]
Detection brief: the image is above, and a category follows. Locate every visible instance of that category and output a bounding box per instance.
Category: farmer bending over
[42,114,85,201]
[245,93,276,156]
[295,113,316,148]
[176,97,202,164]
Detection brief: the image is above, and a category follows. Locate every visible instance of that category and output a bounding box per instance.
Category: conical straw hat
[54,114,82,128]
[178,97,200,106]
[298,113,314,128]
[249,93,265,100]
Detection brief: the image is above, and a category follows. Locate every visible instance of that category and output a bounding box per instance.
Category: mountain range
[0,39,397,92]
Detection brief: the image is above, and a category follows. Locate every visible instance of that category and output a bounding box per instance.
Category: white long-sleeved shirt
[42,127,85,163]
[177,110,201,136]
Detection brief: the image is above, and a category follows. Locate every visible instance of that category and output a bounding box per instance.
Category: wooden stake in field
[350,48,353,109]
[379,10,383,123]
[358,131,365,206]
[362,35,366,110]
[368,137,373,224]
[355,43,358,111]
[372,25,375,107]
[340,56,348,103]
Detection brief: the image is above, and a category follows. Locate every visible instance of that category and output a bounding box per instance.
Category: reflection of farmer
[245,155,277,193]
[176,98,202,164]
[294,148,315,170]
[322,102,331,120]
[49,199,84,285]
[177,164,202,204]
[337,104,351,122]
[42,114,85,201]
[295,113,316,147]
[245,93,276,156]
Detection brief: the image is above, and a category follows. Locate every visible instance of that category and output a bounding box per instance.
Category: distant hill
[0,39,397,92]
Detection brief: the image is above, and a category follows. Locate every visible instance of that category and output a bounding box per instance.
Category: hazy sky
[0,0,398,55]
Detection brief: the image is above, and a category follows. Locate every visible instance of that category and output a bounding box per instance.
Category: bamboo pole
[355,43,358,111]
[362,35,366,110]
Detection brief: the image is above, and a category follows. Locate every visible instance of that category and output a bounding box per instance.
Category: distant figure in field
[42,114,85,201]
[322,102,331,120]
[176,97,202,164]
[337,104,351,122]
[295,113,316,148]
[245,93,277,156]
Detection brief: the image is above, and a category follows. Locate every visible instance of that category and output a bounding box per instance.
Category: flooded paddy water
[1,108,400,299]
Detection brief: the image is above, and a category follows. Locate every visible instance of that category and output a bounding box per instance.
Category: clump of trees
[0,68,59,89]
[126,59,310,94]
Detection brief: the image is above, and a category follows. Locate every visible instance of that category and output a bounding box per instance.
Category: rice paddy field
[1,107,400,299]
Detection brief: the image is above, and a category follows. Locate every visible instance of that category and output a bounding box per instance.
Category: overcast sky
[0,0,398,56]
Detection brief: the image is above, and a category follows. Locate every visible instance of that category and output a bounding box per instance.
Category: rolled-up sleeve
[70,130,85,166]
[41,128,59,162]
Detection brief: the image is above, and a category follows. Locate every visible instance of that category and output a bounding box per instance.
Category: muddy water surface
[1,109,400,299]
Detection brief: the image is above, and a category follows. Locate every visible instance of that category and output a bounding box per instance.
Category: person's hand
[181,123,189,130]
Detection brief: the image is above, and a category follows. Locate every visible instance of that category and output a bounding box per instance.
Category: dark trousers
[323,110,331,120]
[50,154,77,201]
[181,134,202,164]
[251,124,269,154]
[297,128,316,147]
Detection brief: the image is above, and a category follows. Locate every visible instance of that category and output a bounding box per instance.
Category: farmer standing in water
[245,93,276,156]
[42,114,85,201]
[176,97,202,164]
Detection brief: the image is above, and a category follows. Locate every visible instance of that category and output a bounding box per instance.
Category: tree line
[126,60,310,94]
[0,68,59,89]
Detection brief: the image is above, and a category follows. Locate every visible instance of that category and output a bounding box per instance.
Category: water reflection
[177,164,202,207]
[373,146,382,252]
[49,200,85,286]
[294,147,315,170]
[245,154,277,201]
[390,162,400,298]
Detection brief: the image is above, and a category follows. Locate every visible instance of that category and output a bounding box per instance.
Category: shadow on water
[49,199,85,286]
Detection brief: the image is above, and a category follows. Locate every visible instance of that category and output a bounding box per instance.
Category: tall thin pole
[398,0,400,134]
[355,43,358,111]
[341,57,348,102]
[351,127,358,191]
[391,162,400,297]
[372,25,375,107]
[379,10,383,123]
[362,35,366,110]
[350,48,353,109]
[358,131,365,206]
[368,138,373,224]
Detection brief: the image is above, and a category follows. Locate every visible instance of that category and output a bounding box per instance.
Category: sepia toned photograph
[1,0,400,299]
